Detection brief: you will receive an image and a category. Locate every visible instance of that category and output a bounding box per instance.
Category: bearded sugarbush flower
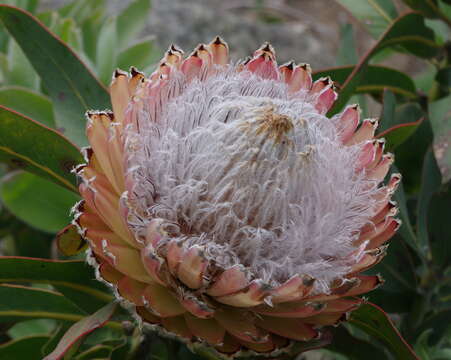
[73,37,401,358]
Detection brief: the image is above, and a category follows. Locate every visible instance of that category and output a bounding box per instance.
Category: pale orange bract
[73,37,400,358]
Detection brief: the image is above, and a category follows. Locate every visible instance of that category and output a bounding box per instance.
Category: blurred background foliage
[0,0,450,359]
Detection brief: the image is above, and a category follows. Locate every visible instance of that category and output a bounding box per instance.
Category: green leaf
[378,118,423,151]
[0,171,79,233]
[96,16,117,85]
[369,234,417,293]
[393,104,431,192]
[116,0,151,50]
[436,65,451,93]
[2,218,54,258]
[53,17,82,53]
[44,302,117,360]
[75,345,112,359]
[391,167,421,254]
[428,189,451,269]
[4,39,40,90]
[8,319,56,339]
[417,148,442,253]
[0,257,112,312]
[0,284,86,322]
[377,13,439,58]
[403,0,440,18]
[368,288,416,313]
[0,86,55,128]
[328,12,438,115]
[81,12,105,63]
[1,0,38,13]
[429,95,451,183]
[350,302,419,360]
[0,105,82,192]
[335,0,398,37]
[326,326,387,360]
[313,65,417,98]
[335,23,369,117]
[0,335,51,360]
[336,23,358,66]
[416,309,451,345]
[0,5,111,146]
[378,89,396,133]
[377,90,424,150]
[118,37,159,71]
[58,0,106,25]
[41,323,71,358]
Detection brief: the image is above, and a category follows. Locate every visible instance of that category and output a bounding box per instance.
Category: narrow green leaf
[378,13,439,58]
[429,95,451,183]
[416,309,451,345]
[58,0,106,24]
[391,166,421,253]
[335,23,369,117]
[1,0,38,12]
[0,171,79,233]
[118,37,159,71]
[5,39,39,90]
[2,218,54,258]
[392,103,430,192]
[417,148,442,253]
[328,12,438,115]
[44,302,117,360]
[378,89,396,133]
[336,23,358,66]
[81,12,105,63]
[0,335,51,360]
[96,17,117,85]
[0,284,86,322]
[436,65,451,92]
[54,17,82,53]
[0,5,111,146]
[8,319,56,339]
[0,86,55,128]
[116,0,151,50]
[335,0,398,37]
[428,190,451,268]
[327,326,387,360]
[0,105,82,192]
[0,256,112,312]
[75,345,112,360]
[369,234,418,293]
[313,65,417,99]
[378,118,423,151]
[41,323,71,358]
[403,0,440,18]
[350,302,419,360]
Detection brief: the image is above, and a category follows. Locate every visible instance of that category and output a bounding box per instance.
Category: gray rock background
[40,0,353,70]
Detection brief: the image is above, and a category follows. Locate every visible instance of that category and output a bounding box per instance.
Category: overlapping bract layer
[74,37,401,358]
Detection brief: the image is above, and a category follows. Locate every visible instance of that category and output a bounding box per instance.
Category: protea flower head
[74,37,401,358]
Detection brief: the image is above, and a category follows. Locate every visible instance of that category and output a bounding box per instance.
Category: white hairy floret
[125,67,380,293]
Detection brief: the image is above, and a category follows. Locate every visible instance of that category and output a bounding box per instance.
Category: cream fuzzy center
[125,68,379,291]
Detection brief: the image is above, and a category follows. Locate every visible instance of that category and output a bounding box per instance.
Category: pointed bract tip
[114,69,127,78]
[299,63,312,72]
[212,35,224,45]
[130,66,143,77]
[281,60,295,70]
[169,43,184,54]
[260,41,274,53]
[196,43,207,51]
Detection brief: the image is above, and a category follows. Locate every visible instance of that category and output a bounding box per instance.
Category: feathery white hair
[125,67,380,293]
